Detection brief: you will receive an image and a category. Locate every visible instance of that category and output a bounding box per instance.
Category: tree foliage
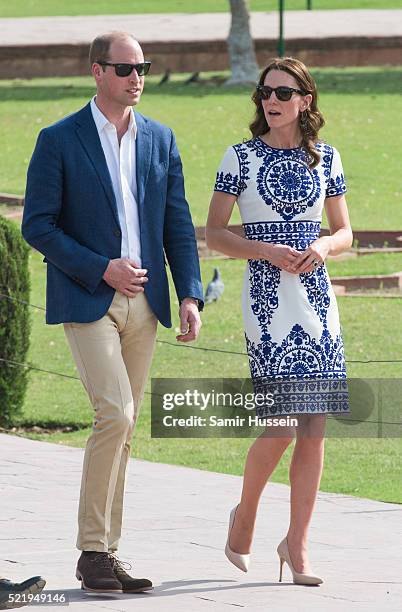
[0,216,31,426]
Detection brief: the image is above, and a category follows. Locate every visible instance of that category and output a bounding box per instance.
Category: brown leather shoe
[108,555,153,593]
[76,552,122,593]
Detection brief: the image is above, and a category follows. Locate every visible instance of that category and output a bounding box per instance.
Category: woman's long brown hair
[249,57,325,168]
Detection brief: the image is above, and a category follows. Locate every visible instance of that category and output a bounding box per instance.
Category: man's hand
[103,258,148,297]
[176,298,202,343]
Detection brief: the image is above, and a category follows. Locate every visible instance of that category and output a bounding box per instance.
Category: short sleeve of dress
[326,146,347,198]
[214,146,242,197]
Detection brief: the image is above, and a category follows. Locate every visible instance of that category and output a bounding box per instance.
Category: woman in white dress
[206,57,352,585]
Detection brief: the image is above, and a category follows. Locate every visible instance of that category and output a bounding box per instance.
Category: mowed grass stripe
[1,68,402,228]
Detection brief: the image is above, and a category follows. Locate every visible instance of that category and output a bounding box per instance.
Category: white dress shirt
[90,96,141,266]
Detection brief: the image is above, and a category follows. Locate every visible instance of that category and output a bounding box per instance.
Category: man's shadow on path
[38,579,300,605]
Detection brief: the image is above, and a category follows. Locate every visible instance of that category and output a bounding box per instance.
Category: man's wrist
[180,296,202,310]
[102,259,112,280]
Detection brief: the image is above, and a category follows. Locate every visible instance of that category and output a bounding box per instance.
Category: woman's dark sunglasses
[97,61,152,77]
[256,84,306,101]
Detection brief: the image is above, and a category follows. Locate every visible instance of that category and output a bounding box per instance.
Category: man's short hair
[89,31,136,67]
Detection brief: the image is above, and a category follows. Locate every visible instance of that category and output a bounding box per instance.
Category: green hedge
[0,216,31,426]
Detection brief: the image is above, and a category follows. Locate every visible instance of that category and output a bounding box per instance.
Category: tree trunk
[225,0,259,86]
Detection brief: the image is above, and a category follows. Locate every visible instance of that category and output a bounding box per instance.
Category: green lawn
[326,253,402,277]
[2,67,402,505]
[1,1,401,18]
[1,68,402,229]
[13,249,402,504]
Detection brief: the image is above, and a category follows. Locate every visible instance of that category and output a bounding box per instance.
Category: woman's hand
[292,237,332,274]
[261,243,301,273]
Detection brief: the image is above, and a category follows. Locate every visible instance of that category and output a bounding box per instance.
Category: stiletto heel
[224,505,250,572]
[276,537,323,585]
[279,556,284,582]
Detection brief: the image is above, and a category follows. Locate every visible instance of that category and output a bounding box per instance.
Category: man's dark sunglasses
[256,84,306,101]
[97,61,152,77]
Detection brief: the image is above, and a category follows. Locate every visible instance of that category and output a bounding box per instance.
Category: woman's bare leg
[229,428,294,554]
[286,414,327,573]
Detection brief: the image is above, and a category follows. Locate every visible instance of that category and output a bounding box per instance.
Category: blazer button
[114,229,121,237]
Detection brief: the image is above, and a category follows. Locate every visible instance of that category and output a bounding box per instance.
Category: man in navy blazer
[22,31,203,594]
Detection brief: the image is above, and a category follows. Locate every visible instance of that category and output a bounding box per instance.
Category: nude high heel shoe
[224,505,250,572]
[277,537,323,585]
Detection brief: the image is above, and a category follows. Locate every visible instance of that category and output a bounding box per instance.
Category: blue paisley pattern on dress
[214,171,241,196]
[214,143,251,196]
[256,155,321,221]
[243,220,321,250]
[214,138,349,416]
[246,324,345,379]
[253,375,349,415]
[299,265,331,325]
[246,325,348,415]
[326,174,347,197]
[233,143,251,190]
[249,259,281,333]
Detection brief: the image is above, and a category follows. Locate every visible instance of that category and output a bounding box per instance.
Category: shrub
[0,216,31,426]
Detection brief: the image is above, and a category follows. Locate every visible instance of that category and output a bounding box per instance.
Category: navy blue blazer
[22,103,203,327]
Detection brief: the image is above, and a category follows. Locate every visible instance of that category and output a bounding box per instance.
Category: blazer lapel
[74,103,119,225]
[135,112,152,223]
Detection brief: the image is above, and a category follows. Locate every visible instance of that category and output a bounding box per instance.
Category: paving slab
[0,432,401,611]
[1,10,402,46]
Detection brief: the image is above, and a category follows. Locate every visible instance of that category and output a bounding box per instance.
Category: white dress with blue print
[214,137,349,417]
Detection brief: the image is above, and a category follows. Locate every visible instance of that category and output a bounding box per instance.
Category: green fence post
[278,0,285,57]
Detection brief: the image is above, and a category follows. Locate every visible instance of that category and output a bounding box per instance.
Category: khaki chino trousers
[64,291,157,552]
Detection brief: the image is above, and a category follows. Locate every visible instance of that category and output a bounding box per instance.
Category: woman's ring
[313,260,319,267]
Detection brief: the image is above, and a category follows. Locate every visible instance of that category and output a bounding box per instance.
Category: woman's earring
[300,110,308,128]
